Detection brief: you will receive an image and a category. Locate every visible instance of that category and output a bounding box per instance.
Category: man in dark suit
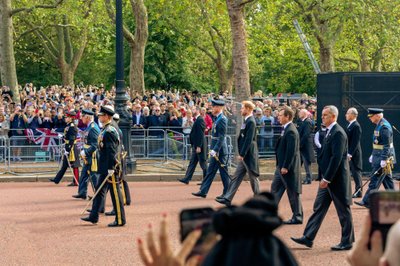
[291,105,354,251]
[271,106,303,224]
[345,107,363,198]
[192,99,230,198]
[297,109,316,184]
[215,101,260,206]
[178,106,207,184]
[132,103,146,129]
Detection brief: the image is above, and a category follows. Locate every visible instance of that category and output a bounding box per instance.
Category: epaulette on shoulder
[70,123,75,127]
[91,123,95,128]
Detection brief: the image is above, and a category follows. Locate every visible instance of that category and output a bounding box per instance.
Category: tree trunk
[358,37,371,71]
[319,45,335,72]
[0,0,19,102]
[226,0,250,102]
[129,0,148,97]
[216,60,233,94]
[59,64,74,86]
[372,47,384,71]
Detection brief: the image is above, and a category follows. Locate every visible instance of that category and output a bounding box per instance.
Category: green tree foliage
[7,0,400,96]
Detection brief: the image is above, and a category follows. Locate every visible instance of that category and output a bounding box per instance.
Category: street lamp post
[114,0,135,173]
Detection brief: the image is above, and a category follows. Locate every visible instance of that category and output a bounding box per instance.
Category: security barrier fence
[1,126,288,175]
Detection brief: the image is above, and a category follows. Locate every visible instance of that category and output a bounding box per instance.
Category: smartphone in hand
[180,207,215,257]
[369,191,400,249]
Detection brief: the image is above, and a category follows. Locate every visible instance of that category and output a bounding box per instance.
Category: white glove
[108,169,115,176]
[347,154,352,160]
[209,150,217,157]
[80,150,86,157]
[64,151,69,157]
[369,155,373,163]
[380,160,387,168]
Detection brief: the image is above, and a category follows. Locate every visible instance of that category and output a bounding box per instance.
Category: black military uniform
[355,108,396,208]
[50,111,80,185]
[81,106,126,227]
[73,109,100,199]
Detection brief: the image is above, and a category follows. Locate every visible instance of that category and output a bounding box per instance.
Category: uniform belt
[373,143,394,150]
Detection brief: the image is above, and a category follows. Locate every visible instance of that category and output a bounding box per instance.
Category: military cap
[368,108,384,117]
[211,99,225,106]
[65,110,77,117]
[82,109,94,116]
[113,113,120,121]
[98,105,115,116]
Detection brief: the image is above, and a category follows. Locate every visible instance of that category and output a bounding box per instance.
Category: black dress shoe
[177,178,189,185]
[331,243,353,251]
[215,197,231,206]
[192,192,206,198]
[354,201,369,208]
[72,194,86,199]
[105,210,116,216]
[81,216,98,224]
[215,195,224,200]
[283,219,303,225]
[196,182,203,186]
[291,236,313,248]
[302,180,311,185]
[108,221,125,227]
[352,191,362,198]
[48,178,59,184]
[67,182,78,187]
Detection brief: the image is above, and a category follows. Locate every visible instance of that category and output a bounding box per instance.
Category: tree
[105,0,148,96]
[226,0,253,101]
[0,0,63,102]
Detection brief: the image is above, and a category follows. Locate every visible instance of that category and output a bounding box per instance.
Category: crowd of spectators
[0,84,317,147]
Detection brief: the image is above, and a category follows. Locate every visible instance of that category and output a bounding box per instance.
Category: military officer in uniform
[215,100,260,206]
[355,108,396,208]
[49,111,80,186]
[192,99,230,199]
[72,109,100,199]
[81,105,126,227]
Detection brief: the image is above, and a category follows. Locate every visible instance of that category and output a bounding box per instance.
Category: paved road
[0,180,368,265]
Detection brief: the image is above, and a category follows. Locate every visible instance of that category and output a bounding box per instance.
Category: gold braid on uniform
[383,156,394,175]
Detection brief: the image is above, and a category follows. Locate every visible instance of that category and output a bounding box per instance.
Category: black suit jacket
[189,115,207,161]
[320,123,352,205]
[238,116,259,176]
[298,118,316,163]
[346,121,363,169]
[275,122,301,193]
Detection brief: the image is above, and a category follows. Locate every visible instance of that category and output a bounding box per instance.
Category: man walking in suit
[355,108,396,208]
[291,105,354,251]
[271,106,303,224]
[192,99,230,198]
[178,106,207,184]
[345,107,363,198]
[215,101,260,206]
[298,109,315,184]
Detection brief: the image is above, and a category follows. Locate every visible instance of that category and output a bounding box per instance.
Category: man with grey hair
[345,107,363,198]
[292,105,354,251]
[297,108,315,184]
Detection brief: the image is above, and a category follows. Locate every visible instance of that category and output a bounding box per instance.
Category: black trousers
[349,159,362,191]
[303,187,354,245]
[89,173,126,225]
[271,168,303,222]
[183,148,207,181]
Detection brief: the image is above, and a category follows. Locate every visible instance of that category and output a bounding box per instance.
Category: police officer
[355,108,396,208]
[192,99,230,199]
[72,109,100,200]
[81,105,126,227]
[49,110,80,186]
